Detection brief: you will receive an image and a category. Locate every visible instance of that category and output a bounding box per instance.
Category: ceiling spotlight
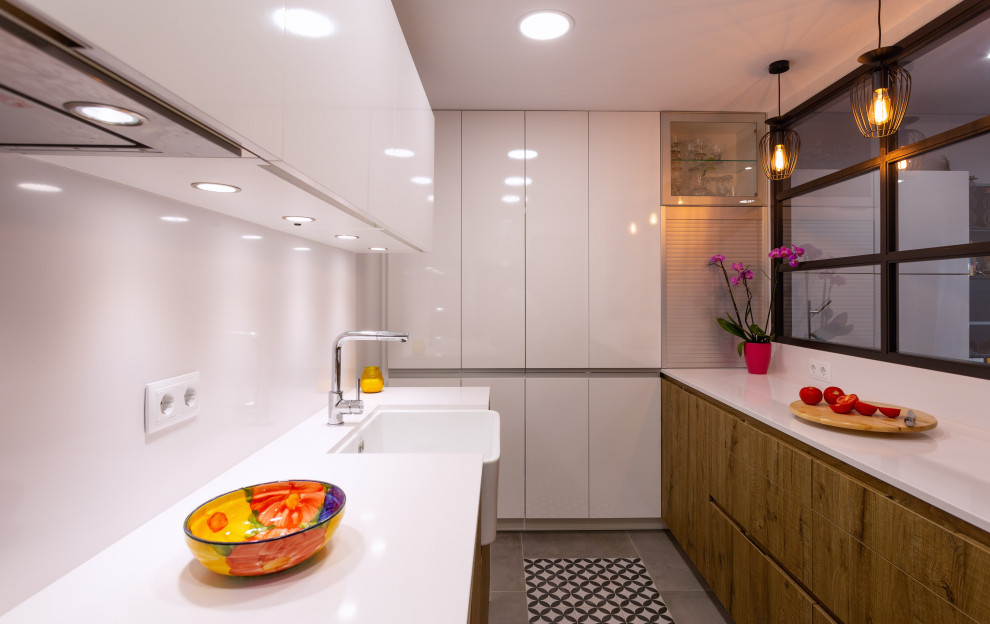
[369,247,388,252]
[64,102,146,126]
[384,147,414,158]
[335,234,359,240]
[192,182,241,193]
[759,60,800,181]
[17,182,62,192]
[519,10,574,41]
[282,216,315,226]
[294,247,311,251]
[508,149,538,160]
[242,235,263,240]
[160,216,189,222]
[850,0,911,138]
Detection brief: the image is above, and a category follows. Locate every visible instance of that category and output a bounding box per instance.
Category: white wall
[0,154,357,614]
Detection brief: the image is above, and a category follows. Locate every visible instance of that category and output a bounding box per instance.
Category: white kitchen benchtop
[663,369,990,535]
[0,387,490,623]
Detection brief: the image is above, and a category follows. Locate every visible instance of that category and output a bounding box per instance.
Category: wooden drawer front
[812,512,978,624]
[708,502,814,624]
[709,402,812,506]
[814,461,990,623]
[812,605,839,624]
[710,440,812,586]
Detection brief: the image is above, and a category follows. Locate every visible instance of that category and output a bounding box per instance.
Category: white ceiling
[391,0,964,115]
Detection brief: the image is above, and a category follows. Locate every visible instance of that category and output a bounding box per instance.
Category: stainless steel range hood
[0,5,239,157]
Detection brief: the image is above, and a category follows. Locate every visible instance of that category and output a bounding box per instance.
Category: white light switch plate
[145,372,200,434]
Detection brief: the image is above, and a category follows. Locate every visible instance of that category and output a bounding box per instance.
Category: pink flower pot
[744,342,772,374]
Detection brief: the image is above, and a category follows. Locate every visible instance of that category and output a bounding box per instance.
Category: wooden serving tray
[789,400,937,433]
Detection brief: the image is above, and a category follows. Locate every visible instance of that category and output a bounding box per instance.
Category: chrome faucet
[807,299,831,341]
[328,330,408,425]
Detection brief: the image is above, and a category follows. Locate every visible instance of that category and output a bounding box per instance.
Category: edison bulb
[872,87,891,124]
[773,144,786,172]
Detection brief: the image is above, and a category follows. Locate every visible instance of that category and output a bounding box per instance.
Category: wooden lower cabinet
[661,377,990,624]
[709,501,814,624]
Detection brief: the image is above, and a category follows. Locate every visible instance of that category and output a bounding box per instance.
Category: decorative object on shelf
[851,0,911,138]
[360,365,385,393]
[184,480,346,576]
[709,245,805,373]
[759,60,800,180]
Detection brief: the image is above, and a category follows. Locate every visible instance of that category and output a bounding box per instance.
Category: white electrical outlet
[808,359,831,382]
[145,372,200,434]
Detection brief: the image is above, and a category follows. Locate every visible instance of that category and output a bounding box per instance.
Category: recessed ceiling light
[17,182,62,192]
[335,234,359,240]
[64,102,146,126]
[192,182,241,193]
[272,8,334,37]
[282,215,315,225]
[508,149,538,160]
[410,176,432,185]
[161,216,189,223]
[384,147,415,158]
[294,247,311,251]
[505,176,532,186]
[502,194,521,204]
[519,10,574,41]
[242,235,263,240]
[369,247,388,252]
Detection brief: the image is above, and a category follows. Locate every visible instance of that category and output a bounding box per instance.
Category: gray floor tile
[489,591,528,624]
[521,530,638,558]
[629,530,708,592]
[662,590,735,624]
[490,531,525,592]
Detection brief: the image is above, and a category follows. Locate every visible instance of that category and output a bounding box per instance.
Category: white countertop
[0,387,490,623]
[663,369,990,534]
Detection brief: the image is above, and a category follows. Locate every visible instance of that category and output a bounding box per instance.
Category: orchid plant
[709,245,805,356]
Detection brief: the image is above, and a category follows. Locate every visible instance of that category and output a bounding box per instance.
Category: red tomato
[878,406,901,418]
[823,386,844,404]
[835,393,859,407]
[799,386,823,405]
[854,401,878,416]
[829,401,855,414]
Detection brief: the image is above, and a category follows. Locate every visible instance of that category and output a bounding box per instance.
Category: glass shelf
[662,112,766,206]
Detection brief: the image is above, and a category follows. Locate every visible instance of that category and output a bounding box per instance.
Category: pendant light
[759,60,800,181]
[850,0,911,138]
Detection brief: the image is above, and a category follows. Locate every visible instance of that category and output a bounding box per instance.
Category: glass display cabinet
[661,112,766,206]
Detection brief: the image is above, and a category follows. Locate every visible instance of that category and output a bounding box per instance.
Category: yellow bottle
[360,366,384,393]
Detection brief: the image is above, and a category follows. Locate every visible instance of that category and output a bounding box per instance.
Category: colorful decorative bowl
[183,480,346,576]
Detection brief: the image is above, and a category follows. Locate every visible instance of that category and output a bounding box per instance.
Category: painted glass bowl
[183,480,346,576]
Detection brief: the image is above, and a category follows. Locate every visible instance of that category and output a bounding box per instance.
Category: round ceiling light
[191,182,241,193]
[369,247,388,252]
[282,216,315,225]
[64,102,146,126]
[519,10,573,41]
[335,234,359,240]
[508,149,537,160]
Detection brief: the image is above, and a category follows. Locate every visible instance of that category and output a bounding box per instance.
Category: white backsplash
[0,154,357,614]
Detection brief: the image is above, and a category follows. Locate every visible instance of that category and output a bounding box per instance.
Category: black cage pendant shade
[850,0,911,138]
[759,60,799,181]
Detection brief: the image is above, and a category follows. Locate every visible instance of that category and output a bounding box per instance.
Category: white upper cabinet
[461,111,526,368]
[388,112,461,368]
[589,112,663,368]
[18,0,435,251]
[20,0,287,159]
[525,111,590,368]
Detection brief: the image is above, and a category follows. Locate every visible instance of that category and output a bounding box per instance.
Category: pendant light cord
[777,71,782,117]
[877,0,882,48]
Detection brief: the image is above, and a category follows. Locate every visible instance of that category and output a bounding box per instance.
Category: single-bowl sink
[331,409,500,545]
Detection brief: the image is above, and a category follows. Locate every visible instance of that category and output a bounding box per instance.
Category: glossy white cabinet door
[525,377,589,519]
[464,377,526,519]
[283,0,396,215]
[388,112,461,369]
[461,112,526,368]
[589,113,663,368]
[589,377,662,518]
[21,0,286,159]
[525,111,590,368]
